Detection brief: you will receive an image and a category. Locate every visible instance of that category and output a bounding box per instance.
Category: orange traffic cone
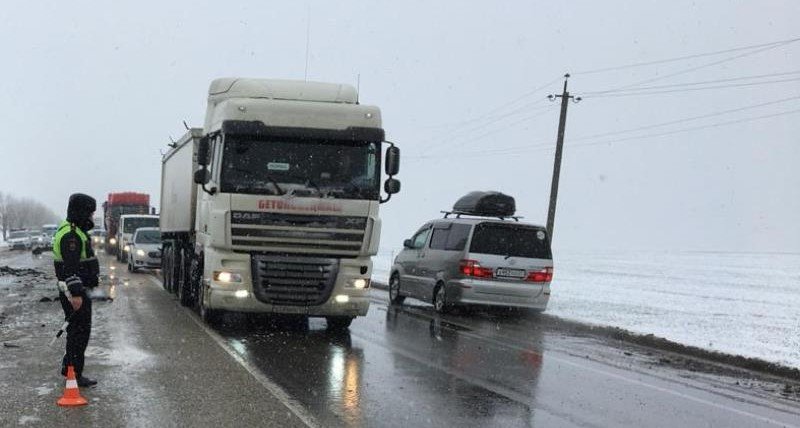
[57,366,88,407]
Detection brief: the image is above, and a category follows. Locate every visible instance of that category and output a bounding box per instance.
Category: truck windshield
[123,218,159,233]
[220,136,380,200]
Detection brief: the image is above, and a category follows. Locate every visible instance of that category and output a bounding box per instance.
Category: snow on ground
[372,249,800,368]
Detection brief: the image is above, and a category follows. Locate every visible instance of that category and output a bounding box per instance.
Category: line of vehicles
[5,225,59,251]
[98,77,553,330]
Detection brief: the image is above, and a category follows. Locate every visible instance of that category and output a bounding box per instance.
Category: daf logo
[232,212,261,220]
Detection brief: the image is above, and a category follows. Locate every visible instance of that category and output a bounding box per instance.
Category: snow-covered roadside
[371,249,800,368]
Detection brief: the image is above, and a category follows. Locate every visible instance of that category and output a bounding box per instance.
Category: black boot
[77,376,97,387]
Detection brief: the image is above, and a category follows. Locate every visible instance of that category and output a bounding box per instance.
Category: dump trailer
[103,192,150,255]
[160,78,401,329]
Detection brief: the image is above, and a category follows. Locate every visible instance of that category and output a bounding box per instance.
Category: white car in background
[6,230,33,251]
[127,227,162,272]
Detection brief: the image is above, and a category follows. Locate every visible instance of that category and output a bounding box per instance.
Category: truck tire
[161,244,172,291]
[177,249,193,307]
[326,316,354,331]
[190,254,203,310]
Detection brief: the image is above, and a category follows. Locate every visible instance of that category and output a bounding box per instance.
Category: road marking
[144,275,319,428]
[370,293,799,428]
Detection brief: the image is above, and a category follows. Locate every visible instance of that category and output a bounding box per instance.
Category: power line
[585,77,800,98]
[421,76,562,132]
[410,106,800,160]
[419,105,556,158]
[568,94,800,141]
[602,39,800,92]
[417,77,561,157]
[568,107,800,150]
[575,36,800,75]
[583,69,800,95]
[415,95,800,157]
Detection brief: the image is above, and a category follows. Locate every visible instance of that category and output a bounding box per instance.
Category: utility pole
[546,74,580,241]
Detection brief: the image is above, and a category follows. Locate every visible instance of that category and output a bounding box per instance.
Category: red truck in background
[103,192,151,255]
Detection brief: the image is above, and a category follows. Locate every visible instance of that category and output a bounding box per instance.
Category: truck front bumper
[202,247,372,317]
[206,288,369,316]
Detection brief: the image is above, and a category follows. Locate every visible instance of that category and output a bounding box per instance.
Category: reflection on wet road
[208,291,800,428]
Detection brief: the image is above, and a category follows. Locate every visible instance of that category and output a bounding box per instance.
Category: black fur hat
[66,193,96,225]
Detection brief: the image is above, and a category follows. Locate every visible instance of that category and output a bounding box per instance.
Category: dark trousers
[59,292,92,377]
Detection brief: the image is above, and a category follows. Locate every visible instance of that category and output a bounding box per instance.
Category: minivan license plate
[496,268,526,279]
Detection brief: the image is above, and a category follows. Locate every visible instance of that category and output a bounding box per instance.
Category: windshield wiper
[305,179,323,196]
[265,175,285,195]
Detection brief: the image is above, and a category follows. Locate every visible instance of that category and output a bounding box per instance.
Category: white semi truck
[160,78,400,329]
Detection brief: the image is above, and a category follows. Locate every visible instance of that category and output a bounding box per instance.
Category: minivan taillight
[526,267,553,283]
[460,260,494,278]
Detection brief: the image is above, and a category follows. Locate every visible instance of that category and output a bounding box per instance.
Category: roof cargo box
[453,191,516,217]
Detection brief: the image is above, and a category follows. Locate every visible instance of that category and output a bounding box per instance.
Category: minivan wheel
[433,284,450,314]
[389,274,405,305]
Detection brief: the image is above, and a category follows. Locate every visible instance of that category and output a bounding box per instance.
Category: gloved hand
[65,275,84,296]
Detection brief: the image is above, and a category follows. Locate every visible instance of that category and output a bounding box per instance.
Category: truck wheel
[190,255,203,307]
[177,249,193,307]
[389,274,405,305]
[161,245,171,291]
[326,316,354,331]
[198,283,221,325]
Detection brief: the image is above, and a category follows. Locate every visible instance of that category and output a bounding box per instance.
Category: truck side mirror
[384,178,401,195]
[197,136,211,167]
[194,169,211,185]
[385,145,400,176]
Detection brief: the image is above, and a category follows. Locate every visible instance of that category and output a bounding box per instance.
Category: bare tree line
[0,191,59,240]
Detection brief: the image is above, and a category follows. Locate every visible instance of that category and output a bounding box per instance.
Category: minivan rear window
[469,223,551,259]
[430,224,471,251]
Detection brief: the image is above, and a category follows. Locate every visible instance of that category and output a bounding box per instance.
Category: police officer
[53,193,100,387]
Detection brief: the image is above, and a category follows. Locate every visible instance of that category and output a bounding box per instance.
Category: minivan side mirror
[403,239,413,249]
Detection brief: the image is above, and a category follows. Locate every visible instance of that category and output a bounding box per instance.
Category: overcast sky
[1,1,798,253]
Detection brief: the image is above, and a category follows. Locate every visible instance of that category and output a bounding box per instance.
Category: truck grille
[251,255,339,306]
[230,211,367,256]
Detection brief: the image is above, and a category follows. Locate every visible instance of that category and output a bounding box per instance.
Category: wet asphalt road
[5,249,798,427]
[206,297,800,428]
[118,252,799,428]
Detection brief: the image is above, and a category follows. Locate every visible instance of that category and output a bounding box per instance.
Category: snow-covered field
[372,250,800,368]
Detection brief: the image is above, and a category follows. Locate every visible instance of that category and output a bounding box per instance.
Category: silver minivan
[389,217,553,313]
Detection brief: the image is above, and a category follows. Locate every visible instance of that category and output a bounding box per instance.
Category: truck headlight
[213,271,243,283]
[348,278,370,289]
[123,245,130,252]
[136,249,145,257]
[109,238,117,245]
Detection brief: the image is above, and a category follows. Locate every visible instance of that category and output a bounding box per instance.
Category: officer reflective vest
[53,220,98,285]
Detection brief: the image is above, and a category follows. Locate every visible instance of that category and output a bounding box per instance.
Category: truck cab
[160,78,400,329]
